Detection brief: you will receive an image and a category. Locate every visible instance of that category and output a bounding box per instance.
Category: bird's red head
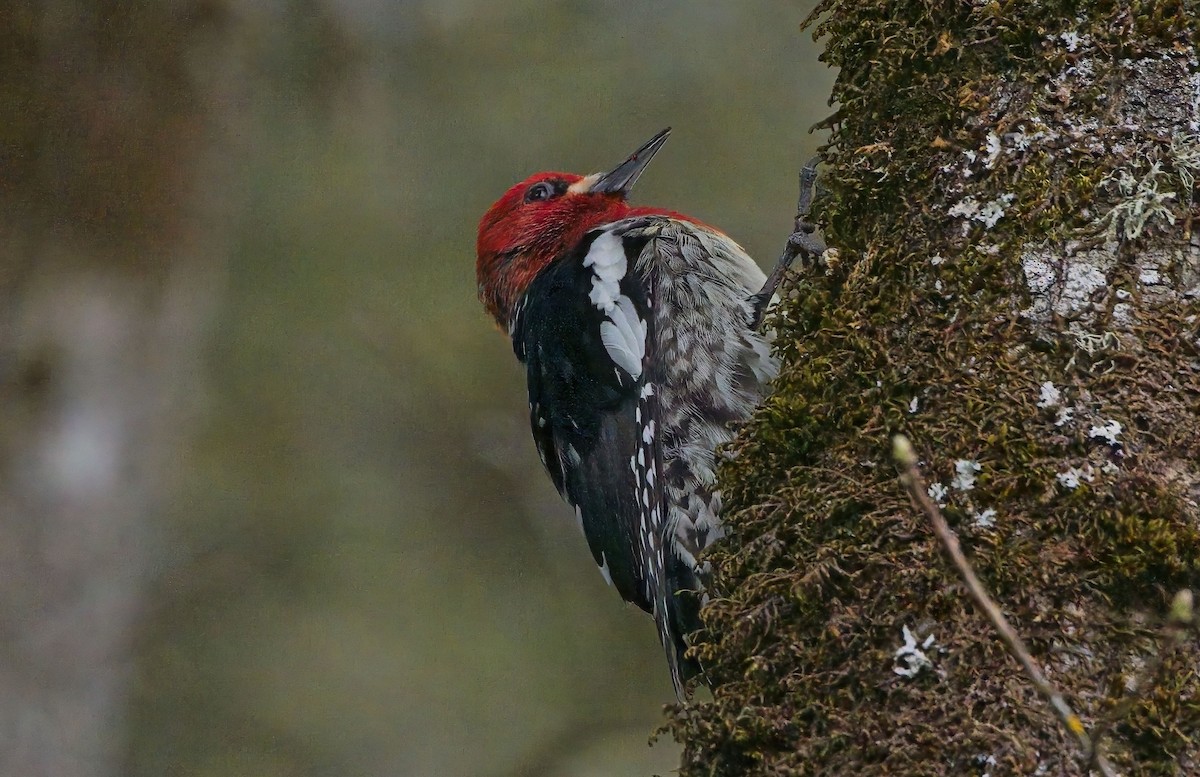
[477,128,675,326]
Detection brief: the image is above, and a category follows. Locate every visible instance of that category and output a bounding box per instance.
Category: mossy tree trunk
[672,1,1200,774]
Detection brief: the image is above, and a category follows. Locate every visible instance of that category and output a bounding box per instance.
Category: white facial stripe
[568,173,601,194]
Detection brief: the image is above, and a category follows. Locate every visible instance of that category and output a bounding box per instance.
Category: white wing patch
[583,231,627,310]
[583,230,647,379]
[599,295,646,378]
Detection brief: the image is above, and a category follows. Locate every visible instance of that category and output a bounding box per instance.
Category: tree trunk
[672,1,1200,774]
[0,3,241,775]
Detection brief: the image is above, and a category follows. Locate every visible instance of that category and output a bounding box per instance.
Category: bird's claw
[750,157,827,330]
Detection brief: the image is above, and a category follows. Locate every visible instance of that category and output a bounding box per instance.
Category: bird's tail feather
[657,550,704,701]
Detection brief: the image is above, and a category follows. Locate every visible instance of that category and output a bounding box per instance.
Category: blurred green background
[109,2,831,775]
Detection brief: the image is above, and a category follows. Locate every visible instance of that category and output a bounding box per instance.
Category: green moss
[669,1,1200,774]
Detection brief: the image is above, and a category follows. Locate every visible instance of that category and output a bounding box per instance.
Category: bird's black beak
[591,127,671,196]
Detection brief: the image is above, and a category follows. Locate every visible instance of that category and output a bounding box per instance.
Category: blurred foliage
[116,1,830,775]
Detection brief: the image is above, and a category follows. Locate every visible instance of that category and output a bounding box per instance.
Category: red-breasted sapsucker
[476,129,816,699]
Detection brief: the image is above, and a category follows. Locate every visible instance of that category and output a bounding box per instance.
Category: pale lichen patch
[1057,464,1096,490]
[1057,30,1087,53]
[1112,302,1136,327]
[984,131,1002,169]
[950,194,1016,231]
[952,459,981,491]
[1019,242,1115,325]
[1189,71,1200,132]
[1037,381,1061,408]
[1089,419,1123,447]
[971,507,997,528]
[893,625,937,678]
[1099,162,1178,241]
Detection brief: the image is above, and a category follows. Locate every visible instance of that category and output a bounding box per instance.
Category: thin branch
[890,435,1117,777]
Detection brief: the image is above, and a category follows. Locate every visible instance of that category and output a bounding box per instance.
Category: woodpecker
[476,129,819,699]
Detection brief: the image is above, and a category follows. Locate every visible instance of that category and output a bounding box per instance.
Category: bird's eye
[524,182,557,203]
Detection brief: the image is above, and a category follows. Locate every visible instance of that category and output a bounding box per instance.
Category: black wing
[511,229,655,613]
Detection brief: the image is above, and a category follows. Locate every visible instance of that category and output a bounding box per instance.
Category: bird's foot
[749,156,828,330]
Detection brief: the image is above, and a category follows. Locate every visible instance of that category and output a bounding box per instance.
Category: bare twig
[1088,589,1195,769]
[890,435,1117,777]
